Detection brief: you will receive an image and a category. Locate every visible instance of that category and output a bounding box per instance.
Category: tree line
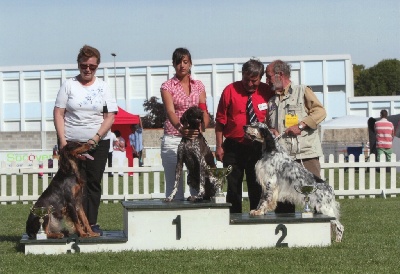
[354,59,400,96]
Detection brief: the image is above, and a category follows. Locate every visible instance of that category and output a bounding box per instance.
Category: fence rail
[0,154,399,205]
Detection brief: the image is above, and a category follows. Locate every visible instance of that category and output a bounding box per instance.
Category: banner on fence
[0,151,52,167]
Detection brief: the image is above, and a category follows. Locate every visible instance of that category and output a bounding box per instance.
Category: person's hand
[269,128,280,138]
[285,124,302,136]
[181,128,199,140]
[87,138,98,150]
[215,146,224,162]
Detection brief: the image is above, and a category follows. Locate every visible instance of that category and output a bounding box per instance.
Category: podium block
[21,200,335,254]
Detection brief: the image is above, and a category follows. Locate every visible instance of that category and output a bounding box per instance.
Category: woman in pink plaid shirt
[161,48,210,200]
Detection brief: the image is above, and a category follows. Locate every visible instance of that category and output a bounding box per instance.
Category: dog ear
[258,127,268,137]
[59,143,74,174]
[180,111,188,125]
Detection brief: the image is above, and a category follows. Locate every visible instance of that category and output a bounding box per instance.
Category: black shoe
[91,224,103,236]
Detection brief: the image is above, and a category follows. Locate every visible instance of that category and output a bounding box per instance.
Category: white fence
[0,155,399,205]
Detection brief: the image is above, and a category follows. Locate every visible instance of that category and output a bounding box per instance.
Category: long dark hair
[172,48,192,66]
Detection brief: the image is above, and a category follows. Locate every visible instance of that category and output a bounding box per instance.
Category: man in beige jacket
[265,59,327,213]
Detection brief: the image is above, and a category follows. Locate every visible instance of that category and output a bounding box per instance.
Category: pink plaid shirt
[161,75,205,135]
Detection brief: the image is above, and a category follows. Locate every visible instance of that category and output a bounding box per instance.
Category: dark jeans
[223,138,262,213]
[81,139,110,225]
[107,151,113,176]
[108,151,113,168]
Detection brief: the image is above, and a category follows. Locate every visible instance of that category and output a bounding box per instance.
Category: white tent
[320,115,369,141]
[320,115,369,129]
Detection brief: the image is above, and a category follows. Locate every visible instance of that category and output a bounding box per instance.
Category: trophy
[31,206,53,240]
[294,185,316,218]
[208,165,232,203]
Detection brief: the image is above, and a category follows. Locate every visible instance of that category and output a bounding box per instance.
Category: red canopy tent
[111,107,141,168]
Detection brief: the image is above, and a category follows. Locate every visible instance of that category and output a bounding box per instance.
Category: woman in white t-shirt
[53,45,118,235]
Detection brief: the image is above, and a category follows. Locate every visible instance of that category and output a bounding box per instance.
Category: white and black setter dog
[26,142,100,239]
[244,122,344,242]
[165,106,219,202]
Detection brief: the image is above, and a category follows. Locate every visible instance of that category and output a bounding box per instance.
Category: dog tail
[26,213,39,238]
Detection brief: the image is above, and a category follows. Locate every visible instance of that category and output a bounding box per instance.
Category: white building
[0,54,399,132]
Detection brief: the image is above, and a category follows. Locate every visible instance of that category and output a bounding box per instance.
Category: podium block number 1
[172,215,181,240]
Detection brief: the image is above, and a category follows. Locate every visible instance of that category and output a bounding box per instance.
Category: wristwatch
[298,123,305,131]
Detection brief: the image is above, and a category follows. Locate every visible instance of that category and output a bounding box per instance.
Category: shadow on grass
[0,235,25,253]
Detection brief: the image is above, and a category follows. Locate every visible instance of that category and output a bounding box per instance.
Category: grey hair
[270,60,291,77]
[242,58,264,78]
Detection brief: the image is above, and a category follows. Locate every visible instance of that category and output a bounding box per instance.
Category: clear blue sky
[1,0,399,68]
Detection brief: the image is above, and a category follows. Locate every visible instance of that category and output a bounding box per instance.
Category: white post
[111,53,117,99]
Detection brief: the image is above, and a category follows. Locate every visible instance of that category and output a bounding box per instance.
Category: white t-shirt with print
[55,77,118,142]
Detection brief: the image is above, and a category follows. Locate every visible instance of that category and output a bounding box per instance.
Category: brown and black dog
[165,106,219,202]
[26,142,100,239]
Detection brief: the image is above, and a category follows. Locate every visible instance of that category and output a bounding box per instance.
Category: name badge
[285,114,299,128]
[258,103,268,111]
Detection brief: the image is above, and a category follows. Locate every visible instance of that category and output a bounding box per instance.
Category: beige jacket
[268,84,326,159]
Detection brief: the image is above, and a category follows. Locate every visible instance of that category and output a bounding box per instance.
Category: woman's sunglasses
[79,64,98,71]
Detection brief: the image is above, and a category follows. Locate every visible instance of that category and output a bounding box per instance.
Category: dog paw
[47,232,64,239]
[186,196,203,202]
[186,196,195,201]
[55,233,64,239]
[89,232,100,237]
[249,209,262,216]
[194,196,204,202]
[79,232,91,238]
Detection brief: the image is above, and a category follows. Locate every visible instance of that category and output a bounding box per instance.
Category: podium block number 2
[275,224,288,247]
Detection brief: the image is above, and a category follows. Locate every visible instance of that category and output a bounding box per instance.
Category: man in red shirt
[215,58,274,213]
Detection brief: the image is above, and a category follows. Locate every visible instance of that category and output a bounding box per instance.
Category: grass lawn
[1,196,400,273]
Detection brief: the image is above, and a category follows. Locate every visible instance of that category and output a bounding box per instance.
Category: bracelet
[96,132,102,139]
[216,144,222,148]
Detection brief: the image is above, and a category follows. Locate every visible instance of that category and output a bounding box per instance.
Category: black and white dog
[244,122,344,242]
[165,106,218,202]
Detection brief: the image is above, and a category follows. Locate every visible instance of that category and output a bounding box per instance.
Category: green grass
[1,197,400,273]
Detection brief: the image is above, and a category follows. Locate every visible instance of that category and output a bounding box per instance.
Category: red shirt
[216,81,273,143]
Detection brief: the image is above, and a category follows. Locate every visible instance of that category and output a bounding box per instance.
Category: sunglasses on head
[79,64,98,71]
